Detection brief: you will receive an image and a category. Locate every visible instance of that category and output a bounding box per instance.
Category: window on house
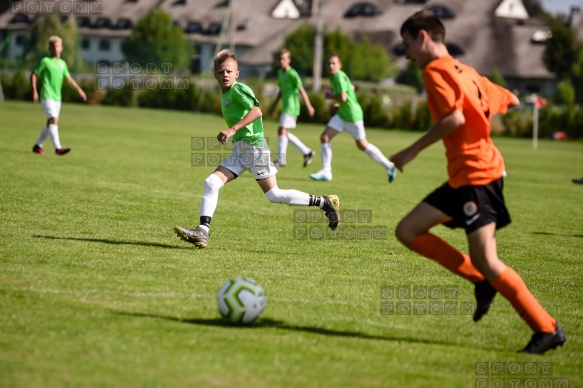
[94,17,112,29]
[185,21,203,34]
[15,35,26,46]
[77,16,91,28]
[426,6,455,20]
[10,14,30,24]
[115,18,132,29]
[99,39,111,51]
[237,18,251,31]
[207,22,222,35]
[344,3,382,18]
[81,38,91,50]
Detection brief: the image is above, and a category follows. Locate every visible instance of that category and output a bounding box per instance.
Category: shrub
[101,85,134,106]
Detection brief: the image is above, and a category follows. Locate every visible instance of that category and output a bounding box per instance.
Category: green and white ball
[217,277,266,324]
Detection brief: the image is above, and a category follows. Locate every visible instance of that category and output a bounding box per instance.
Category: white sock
[277,135,288,165]
[287,132,310,155]
[200,174,224,218]
[265,186,310,205]
[48,124,62,149]
[365,143,394,172]
[321,143,332,172]
[36,126,49,147]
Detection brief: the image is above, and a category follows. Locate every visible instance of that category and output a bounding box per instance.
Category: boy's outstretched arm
[67,75,87,101]
[218,106,263,145]
[390,109,465,172]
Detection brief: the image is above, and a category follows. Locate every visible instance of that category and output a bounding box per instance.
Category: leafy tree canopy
[122,8,193,72]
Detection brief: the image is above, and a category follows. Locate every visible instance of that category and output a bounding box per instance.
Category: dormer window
[207,22,222,35]
[237,18,251,31]
[426,5,455,20]
[344,3,382,18]
[531,30,552,44]
[185,21,203,34]
[94,17,112,29]
[115,18,132,29]
[77,16,92,28]
[10,14,30,24]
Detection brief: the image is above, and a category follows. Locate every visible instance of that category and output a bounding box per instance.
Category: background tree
[278,24,396,82]
[488,69,505,86]
[543,18,580,79]
[27,14,85,72]
[396,61,424,93]
[276,22,315,77]
[122,8,193,72]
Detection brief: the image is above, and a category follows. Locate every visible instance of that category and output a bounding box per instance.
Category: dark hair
[400,10,445,43]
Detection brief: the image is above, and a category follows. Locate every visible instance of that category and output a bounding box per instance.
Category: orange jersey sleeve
[423,56,515,188]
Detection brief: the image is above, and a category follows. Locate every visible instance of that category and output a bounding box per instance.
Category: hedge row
[2,71,581,138]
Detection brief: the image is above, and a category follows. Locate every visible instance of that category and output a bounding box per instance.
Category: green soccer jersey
[34,57,70,101]
[277,67,302,116]
[221,82,266,147]
[330,70,363,123]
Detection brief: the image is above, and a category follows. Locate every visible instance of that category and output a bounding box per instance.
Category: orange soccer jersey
[423,55,515,188]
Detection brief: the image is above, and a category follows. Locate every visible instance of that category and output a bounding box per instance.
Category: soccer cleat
[273,161,286,167]
[303,150,316,167]
[55,147,71,156]
[388,166,397,183]
[32,145,45,155]
[520,322,566,354]
[309,170,332,181]
[473,280,497,322]
[322,195,340,230]
[174,225,209,249]
[572,177,583,184]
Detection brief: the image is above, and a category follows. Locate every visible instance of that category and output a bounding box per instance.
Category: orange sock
[491,267,556,333]
[410,233,485,283]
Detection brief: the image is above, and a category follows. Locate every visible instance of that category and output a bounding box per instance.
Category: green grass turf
[0,100,581,387]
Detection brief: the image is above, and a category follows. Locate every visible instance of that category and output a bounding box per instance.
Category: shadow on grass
[116,310,486,350]
[33,234,193,250]
[532,232,583,238]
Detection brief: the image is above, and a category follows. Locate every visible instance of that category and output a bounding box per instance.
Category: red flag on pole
[534,96,547,109]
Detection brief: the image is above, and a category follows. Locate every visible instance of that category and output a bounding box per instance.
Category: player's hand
[79,90,87,102]
[307,105,315,117]
[217,128,235,145]
[390,147,417,173]
[32,91,39,103]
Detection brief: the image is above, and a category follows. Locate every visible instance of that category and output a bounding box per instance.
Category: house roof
[0,0,567,80]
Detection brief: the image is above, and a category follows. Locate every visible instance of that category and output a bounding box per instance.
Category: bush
[299,91,328,124]
[101,85,134,106]
[3,70,31,101]
[358,91,388,128]
[62,79,97,104]
[501,109,534,137]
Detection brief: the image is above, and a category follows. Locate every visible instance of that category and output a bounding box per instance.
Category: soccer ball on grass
[217,277,266,324]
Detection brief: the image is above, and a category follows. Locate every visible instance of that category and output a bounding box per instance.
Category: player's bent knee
[204,174,224,192]
[395,220,414,246]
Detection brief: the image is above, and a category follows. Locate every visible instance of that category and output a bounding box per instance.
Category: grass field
[1,100,582,387]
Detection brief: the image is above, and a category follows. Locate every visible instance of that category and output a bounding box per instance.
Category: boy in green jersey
[175,50,340,249]
[31,35,86,156]
[268,49,316,168]
[309,54,396,183]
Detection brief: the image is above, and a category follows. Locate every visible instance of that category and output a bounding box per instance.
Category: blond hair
[48,35,62,46]
[279,48,291,58]
[214,49,237,67]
